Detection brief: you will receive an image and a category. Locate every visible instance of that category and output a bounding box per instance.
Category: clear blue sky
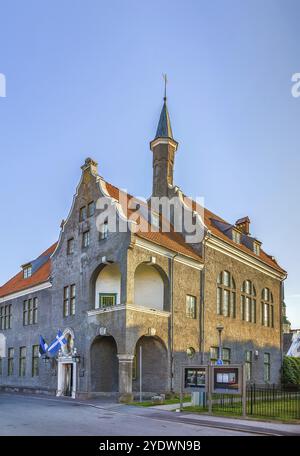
[0,1,299,326]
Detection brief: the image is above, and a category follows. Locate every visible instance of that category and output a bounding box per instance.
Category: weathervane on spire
[162,73,168,101]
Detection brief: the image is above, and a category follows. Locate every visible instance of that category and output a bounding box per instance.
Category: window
[264,353,271,382]
[241,280,256,323]
[33,298,38,324]
[261,288,274,328]
[63,285,76,317]
[8,347,14,376]
[245,350,252,381]
[253,242,260,256]
[186,295,196,319]
[99,221,108,240]
[232,230,241,244]
[63,286,70,317]
[70,284,76,316]
[19,347,26,377]
[99,293,117,308]
[32,345,39,377]
[210,347,230,365]
[79,206,87,222]
[216,271,236,318]
[82,230,90,248]
[23,299,38,326]
[88,201,95,217]
[23,265,32,279]
[1,305,12,330]
[67,238,74,255]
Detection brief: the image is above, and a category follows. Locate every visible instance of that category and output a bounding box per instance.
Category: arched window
[261,288,274,328]
[217,271,236,317]
[241,280,256,323]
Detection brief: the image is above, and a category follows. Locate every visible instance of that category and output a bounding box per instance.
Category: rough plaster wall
[134,264,164,310]
[95,264,121,308]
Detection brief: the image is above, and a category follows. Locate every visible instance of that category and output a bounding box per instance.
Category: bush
[282,356,300,385]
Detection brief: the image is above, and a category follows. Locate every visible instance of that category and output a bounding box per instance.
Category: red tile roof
[105,182,202,262]
[185,197,286,274]
[0,243,57,299]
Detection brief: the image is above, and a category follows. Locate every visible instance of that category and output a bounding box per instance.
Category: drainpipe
[200,231,211,364]
[169,253,178,392]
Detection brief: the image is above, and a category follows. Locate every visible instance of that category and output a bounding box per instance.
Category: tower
[150,79,178,198]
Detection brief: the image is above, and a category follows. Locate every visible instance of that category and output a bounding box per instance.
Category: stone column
[117,354,134,403]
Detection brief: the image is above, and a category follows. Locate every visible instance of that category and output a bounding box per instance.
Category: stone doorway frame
[56,356,77,399]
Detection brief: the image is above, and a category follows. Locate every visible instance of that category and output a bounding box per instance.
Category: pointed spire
[155,99,173,139]
[155,74,174,139]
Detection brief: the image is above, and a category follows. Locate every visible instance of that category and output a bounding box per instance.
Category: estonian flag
[39,335,48,357]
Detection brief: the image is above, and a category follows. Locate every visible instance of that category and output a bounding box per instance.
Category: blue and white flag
[47,330,67,356]
[39,335,48,357]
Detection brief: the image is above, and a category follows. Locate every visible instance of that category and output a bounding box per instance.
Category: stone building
[0,94,287,400]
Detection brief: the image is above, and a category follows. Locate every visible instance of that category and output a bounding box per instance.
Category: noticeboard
[183,366,208,392]
[211,364,243,394]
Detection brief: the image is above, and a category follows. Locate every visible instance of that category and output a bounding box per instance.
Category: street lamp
[216,325,224,363]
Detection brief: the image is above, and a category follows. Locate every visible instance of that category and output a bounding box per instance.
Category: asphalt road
[0,393,253,436]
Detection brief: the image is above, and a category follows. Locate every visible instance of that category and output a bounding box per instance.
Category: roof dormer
[22,264,32,279]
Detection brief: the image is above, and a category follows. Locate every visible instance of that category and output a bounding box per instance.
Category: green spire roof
[155,98,173,139]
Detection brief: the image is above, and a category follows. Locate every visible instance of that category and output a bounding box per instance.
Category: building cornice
[207,235,286,280]
[134,237,203,270]
[0,281,52,303]
[87,303,170,318]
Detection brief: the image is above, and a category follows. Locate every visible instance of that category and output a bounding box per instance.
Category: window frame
[216,271,236,318]
[8,347,14,376]
[245,350,253,381]
[261,288,274,328]
[264,352,271,382]
[32,345,39,377]
[19,346,26,377]
[186,295,197,319]
[79,206,87,222]
[23,265,32,279]
[67,238,74,255]
[99,293,117,309]
[241,280,256,323]
[82,230,90,248]
[88,201,95,217]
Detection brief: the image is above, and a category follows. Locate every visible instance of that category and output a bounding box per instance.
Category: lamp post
[216,325,224,363]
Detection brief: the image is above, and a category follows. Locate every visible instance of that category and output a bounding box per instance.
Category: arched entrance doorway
[133,336,168,394]
[90,335,119,393]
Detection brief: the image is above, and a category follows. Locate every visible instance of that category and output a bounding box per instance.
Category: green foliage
[282,356,300,385]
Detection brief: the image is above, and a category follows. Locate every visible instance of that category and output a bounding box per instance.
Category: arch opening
[134,263,169,311]
[90,335,119,392]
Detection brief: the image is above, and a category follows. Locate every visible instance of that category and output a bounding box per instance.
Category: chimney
[81,157,98,176]
[235,216,250,235]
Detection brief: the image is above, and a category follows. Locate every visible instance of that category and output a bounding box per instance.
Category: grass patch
[183,397,300,423]
[129,395,190,407]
